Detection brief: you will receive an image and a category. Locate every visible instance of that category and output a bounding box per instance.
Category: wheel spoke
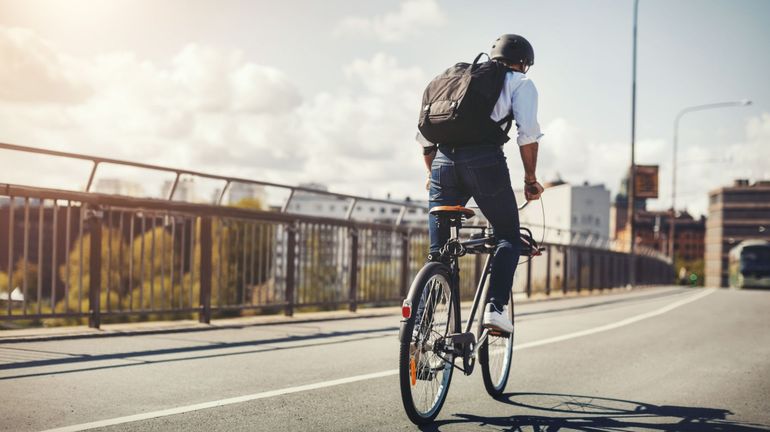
[407,273,453,416]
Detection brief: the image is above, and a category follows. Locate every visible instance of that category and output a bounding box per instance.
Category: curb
[0,285,665,343]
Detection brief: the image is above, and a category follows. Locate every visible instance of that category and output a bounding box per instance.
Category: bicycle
[397,203,542,425]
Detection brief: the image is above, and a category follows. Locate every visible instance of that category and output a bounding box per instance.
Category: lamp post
[628,0,639,286]
[669,99,752,259]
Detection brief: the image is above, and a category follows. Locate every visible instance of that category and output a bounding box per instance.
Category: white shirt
[417,70,543,147]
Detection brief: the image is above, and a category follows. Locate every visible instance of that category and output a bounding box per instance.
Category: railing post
[88,207,102,329]
[399,231,409,299]
[562,247,568,294]
[349,227,359,312]
[285,222,297,316]
[198,217,212,324]
[601,253,608,290]
[545,245,552,296]
[526,255,532,298]
[576,250,582,293]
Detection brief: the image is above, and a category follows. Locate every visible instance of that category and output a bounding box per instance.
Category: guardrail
[0,143,673,327]
[0,183,673,328]
[0,142,424,222]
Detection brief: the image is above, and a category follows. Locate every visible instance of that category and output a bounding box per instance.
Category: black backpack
[418,53,513,147]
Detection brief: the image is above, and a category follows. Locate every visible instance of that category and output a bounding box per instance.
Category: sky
[0,0,768,216]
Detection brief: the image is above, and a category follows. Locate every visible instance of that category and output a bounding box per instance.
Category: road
[1,286,769,431]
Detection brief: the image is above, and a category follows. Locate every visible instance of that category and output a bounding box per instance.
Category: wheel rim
[485,301,513,391]
[409,273,453,418]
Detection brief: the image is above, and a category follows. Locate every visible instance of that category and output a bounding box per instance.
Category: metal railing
[0,183,673,328]
[0,144,674,328]
[0,142,425,221]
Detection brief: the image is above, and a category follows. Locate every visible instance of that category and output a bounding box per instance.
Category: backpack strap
[469,52,490,72]
[496,113,514,134]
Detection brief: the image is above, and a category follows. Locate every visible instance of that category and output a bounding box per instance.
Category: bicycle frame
[399,209,541,371]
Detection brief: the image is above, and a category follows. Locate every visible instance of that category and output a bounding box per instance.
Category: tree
[10,259,40,301]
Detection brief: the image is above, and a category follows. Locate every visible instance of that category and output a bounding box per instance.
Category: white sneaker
[482,302,513,334]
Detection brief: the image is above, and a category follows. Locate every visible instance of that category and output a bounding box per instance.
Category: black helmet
[490,34,534,67]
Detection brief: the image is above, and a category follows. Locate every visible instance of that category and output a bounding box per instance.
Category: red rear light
[402,299,412,318]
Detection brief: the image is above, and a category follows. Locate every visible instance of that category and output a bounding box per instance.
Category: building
[93,178,145,197]
[618,210,705,260]
[609,172,647,243]
[518,181,611,246]
[609,171,705,261]
[284,183,430,226]
[705,179,770,287]
[161,178,196,202]
[227,182,267,207]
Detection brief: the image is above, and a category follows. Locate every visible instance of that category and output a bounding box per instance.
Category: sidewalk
[0,285,638,343]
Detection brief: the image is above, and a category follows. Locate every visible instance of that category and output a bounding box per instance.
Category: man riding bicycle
[417,34,544,334]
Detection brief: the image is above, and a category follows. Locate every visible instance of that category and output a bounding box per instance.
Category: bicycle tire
[398,263,457,425]
[478,295,514,398]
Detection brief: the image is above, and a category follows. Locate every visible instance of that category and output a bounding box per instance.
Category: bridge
[1,143,768,430]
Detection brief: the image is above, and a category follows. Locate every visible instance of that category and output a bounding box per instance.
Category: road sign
[635,165,659,199]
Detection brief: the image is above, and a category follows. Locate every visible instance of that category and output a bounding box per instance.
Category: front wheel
[398,263,457,425]
[479,295,514,398]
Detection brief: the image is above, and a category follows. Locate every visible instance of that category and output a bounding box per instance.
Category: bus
[728,240,770,289]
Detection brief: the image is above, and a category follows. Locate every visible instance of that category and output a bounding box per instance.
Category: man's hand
[525,181,544,200]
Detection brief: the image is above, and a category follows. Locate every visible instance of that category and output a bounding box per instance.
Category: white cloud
[536,117,666,191]
[0,26,432,203]
[0,27,91,103]
[537,114,770,218]
[334,0,447,43]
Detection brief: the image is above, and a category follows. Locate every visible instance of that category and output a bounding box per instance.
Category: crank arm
[472,328,490,359]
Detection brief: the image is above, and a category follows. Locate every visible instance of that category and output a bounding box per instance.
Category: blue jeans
[428,145,521,308]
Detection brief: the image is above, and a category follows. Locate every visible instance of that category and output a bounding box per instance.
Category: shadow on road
[422,392,769,431]
[0,325,398,380]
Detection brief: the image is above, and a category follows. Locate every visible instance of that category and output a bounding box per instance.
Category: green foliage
[231,197,263,210]
[674,255,704,286]
[0,271,8,294]
[10,259,40,301]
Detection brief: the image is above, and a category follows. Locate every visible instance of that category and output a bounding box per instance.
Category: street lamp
[628,0,639,286]
[669,99,752,259]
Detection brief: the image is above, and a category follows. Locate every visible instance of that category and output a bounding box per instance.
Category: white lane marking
[514,288,716,350]
[41,370,399,432]
[41,288,716,432]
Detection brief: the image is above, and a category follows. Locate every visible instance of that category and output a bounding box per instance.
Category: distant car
[728,240,770,289]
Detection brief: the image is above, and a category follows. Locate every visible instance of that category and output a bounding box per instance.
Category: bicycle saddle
[429,205,475,219]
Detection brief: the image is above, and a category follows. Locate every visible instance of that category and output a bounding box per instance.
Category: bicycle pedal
[481,324,511,337]
[487,329,510,337]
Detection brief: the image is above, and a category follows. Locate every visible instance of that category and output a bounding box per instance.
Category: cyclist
[417,34,544,333]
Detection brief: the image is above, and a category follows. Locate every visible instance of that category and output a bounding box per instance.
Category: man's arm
[422,147,437,190]
[519,142,544,200]
[417,132,438,190]
[423,149,436,171]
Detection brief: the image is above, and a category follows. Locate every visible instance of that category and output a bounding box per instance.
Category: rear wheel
[398,264,456,425]
[479,295,514,398]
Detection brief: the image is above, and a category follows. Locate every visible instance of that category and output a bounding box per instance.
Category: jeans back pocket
[468,160,511,198]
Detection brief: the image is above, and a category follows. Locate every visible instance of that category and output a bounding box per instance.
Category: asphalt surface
[1,286,769,431]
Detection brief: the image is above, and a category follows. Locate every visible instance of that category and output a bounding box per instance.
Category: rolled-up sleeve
[511,80,543,146]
